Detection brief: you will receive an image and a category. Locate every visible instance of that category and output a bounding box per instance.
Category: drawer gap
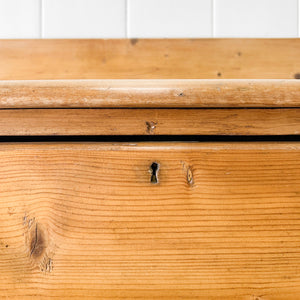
[0,135,299,143]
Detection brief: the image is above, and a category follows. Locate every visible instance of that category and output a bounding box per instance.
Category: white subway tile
[215,0,298,37]
[128,0,212,38]
[43,0,126,38]
[0,0,40,38]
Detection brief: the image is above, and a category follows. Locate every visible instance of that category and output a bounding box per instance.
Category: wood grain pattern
[0,142,300,299]
[1,79,300,108]
[0,39,299,80]
[0,108,299,136]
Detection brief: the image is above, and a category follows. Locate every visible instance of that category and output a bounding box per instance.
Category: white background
[0,0,299,38]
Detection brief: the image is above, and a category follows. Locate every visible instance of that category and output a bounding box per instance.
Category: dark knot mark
[187,167,194,185]
[30,223,46,259]
[294,73,300,79]
[130,39,138,46]
[146,121,157,134]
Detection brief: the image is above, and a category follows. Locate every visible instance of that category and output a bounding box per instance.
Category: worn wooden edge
[0,142,298,151]
[0,39,299,80]
[0,108,299,136]
[1,79,300,108]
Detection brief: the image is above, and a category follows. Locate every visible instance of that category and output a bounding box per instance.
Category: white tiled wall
[43,0,126,38]
[128,0,212,38]
[215,0,298,37]
[0,0,298,38]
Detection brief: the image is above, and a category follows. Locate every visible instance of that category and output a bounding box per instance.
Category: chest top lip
[0,79,299,109]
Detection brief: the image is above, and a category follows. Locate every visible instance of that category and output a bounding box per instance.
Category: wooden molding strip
[1,79,300,108]
[0,108,298,136]
[0,39,299,80]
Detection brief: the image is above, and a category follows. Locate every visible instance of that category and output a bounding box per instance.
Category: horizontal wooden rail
[1,79,300,108]
[0,39,299,80]
[0,108,299,136]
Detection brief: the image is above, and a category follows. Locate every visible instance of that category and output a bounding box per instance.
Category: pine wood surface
[0,38,299,299]
[0,39,299,80]
[0,142,300,299]
[0,108,298,136]
[0,79,300,108]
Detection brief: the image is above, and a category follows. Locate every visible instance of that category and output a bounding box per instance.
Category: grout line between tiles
[212,0,215,37]
[40,0,44,38]
[125,0,129,38]
[298,0,300,37]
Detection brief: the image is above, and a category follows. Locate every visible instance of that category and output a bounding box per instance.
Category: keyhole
[150,162,159,184]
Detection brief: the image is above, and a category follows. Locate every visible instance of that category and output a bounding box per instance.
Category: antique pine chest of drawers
[0,39,300,299]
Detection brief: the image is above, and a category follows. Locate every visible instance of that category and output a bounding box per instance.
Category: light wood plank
[1,79,300,108]
[0,142,300,299]
[0,39,299,80]
[0,108,299,136]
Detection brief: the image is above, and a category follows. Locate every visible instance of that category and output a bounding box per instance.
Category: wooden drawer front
[1,142,300,299]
